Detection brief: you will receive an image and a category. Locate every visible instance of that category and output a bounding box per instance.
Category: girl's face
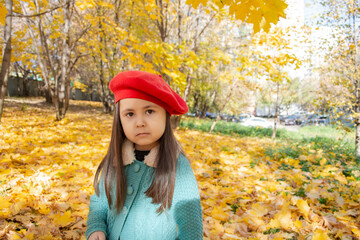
[119,98,166,151]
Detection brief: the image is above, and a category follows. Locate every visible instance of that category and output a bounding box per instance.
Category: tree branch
[196,12,216,40]
[11,3,66,18]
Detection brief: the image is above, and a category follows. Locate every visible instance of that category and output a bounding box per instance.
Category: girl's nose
[136,116,145,127]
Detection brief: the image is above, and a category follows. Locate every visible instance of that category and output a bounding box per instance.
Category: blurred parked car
[185,112,196,117]
[281,115,297,125]
[226,115,240,122]
[302,114,330,126]
[293,111,308,116]
[239,113,252,122]
[294,114,305,125]
[205,112,217,119]
[317,115,330,125]
[240,117,273,128]
[303,114,319,125]
[338,116,354,127]
[279,115,286,123]
[220,114,230,120]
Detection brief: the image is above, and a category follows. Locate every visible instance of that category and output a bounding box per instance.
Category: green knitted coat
[85,141,203,240]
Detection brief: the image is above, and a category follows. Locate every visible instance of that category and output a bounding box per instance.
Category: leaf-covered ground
[0,99,359,240]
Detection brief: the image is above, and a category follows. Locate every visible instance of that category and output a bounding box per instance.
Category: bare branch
[11,3,66,18]
[70,24,92,52]
[196,12,216,40]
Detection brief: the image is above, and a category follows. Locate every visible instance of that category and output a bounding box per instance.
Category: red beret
[109,71,188,115]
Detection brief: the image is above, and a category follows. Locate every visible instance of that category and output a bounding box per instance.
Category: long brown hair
[94,102,179,213]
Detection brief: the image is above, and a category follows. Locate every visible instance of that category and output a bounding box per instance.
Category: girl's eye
[126,112,134,117]
[146,110,154,115]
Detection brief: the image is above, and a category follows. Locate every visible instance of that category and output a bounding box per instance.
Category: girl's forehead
[119,98,152,104]
[119,98,162,109]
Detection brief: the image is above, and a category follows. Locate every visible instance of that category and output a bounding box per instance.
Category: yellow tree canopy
[0,2,6,25]
[185,0,288,33]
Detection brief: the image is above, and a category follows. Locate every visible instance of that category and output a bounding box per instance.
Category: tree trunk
[200,103,208,118]
[351,5,360,158]
[58,0,71,120]
[169,72,193,128]
[272,82,280,139]
[97,6,111,114]
[99,60,110,113]
[45,90,53,103]
[22,0,55,104]
[0,0,13,123]
[155,0,168,42]
[64,76,71,113]
[209,114,220,134]
[22,72,30,97]
[14,65,21,96]
[209,85,234,134]
[354,77,359,157]
[355,117,360,158]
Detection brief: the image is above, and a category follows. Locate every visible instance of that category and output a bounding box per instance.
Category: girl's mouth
[136,133,149,136]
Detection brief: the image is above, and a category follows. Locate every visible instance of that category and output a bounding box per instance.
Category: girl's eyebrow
[121,108,134,113]
[143,105,158,109]
[121,105,158,113]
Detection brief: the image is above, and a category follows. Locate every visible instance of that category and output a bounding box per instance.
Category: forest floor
[0,98,359,239]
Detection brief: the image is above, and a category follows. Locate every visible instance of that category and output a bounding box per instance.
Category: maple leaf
[51,211,76,227]
[0,197,11,217]
[211,205,229,222]
[186,0,287,33]
[296,199,310,221]
[0,197,11,209]
[313,229,331,240]
[268,202,294,231]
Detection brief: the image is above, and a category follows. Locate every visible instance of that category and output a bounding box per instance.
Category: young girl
[85,71,203,240]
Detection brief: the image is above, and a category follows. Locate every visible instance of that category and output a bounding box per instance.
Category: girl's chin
[134,142,157,151]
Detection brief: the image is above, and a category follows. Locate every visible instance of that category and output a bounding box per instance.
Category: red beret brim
[109,71,188,115]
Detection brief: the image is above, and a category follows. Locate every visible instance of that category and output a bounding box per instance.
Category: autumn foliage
[1,99,360,239]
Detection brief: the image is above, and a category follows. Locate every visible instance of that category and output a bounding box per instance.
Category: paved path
[265,118,300,132]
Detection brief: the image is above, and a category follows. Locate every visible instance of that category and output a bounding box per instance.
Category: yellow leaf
[185,0,208,9]
[38,204,51,215]
[335,174,348,184]
[10,200,26,215]
[232,3,250,22]
[313,229,330,240]
[296,199,310,220]
[247,203,268,219]
[25,233,34,240]
[320,158,327,166]
[8,231,22,240]
[0,3,7,25]
[294,220,303,229]
[211,220,224,234]
[211,206,229,221]
[352,228,360,238]
[52,211,75,227]
[149,14,157,20]
[0,197,11,209]
[268,202,294,231]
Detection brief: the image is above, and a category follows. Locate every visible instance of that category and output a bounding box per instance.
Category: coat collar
[122,139,159,168]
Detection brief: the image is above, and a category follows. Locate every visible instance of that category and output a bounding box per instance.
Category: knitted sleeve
[85,175,109,240]
[174,154,203,240]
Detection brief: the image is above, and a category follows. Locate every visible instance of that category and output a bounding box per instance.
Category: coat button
[127,186,134,195]
[134,164,140,172]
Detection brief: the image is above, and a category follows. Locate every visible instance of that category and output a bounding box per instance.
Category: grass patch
[179,118,288,138]
[180,117,355,150]
[180,117,357,167]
